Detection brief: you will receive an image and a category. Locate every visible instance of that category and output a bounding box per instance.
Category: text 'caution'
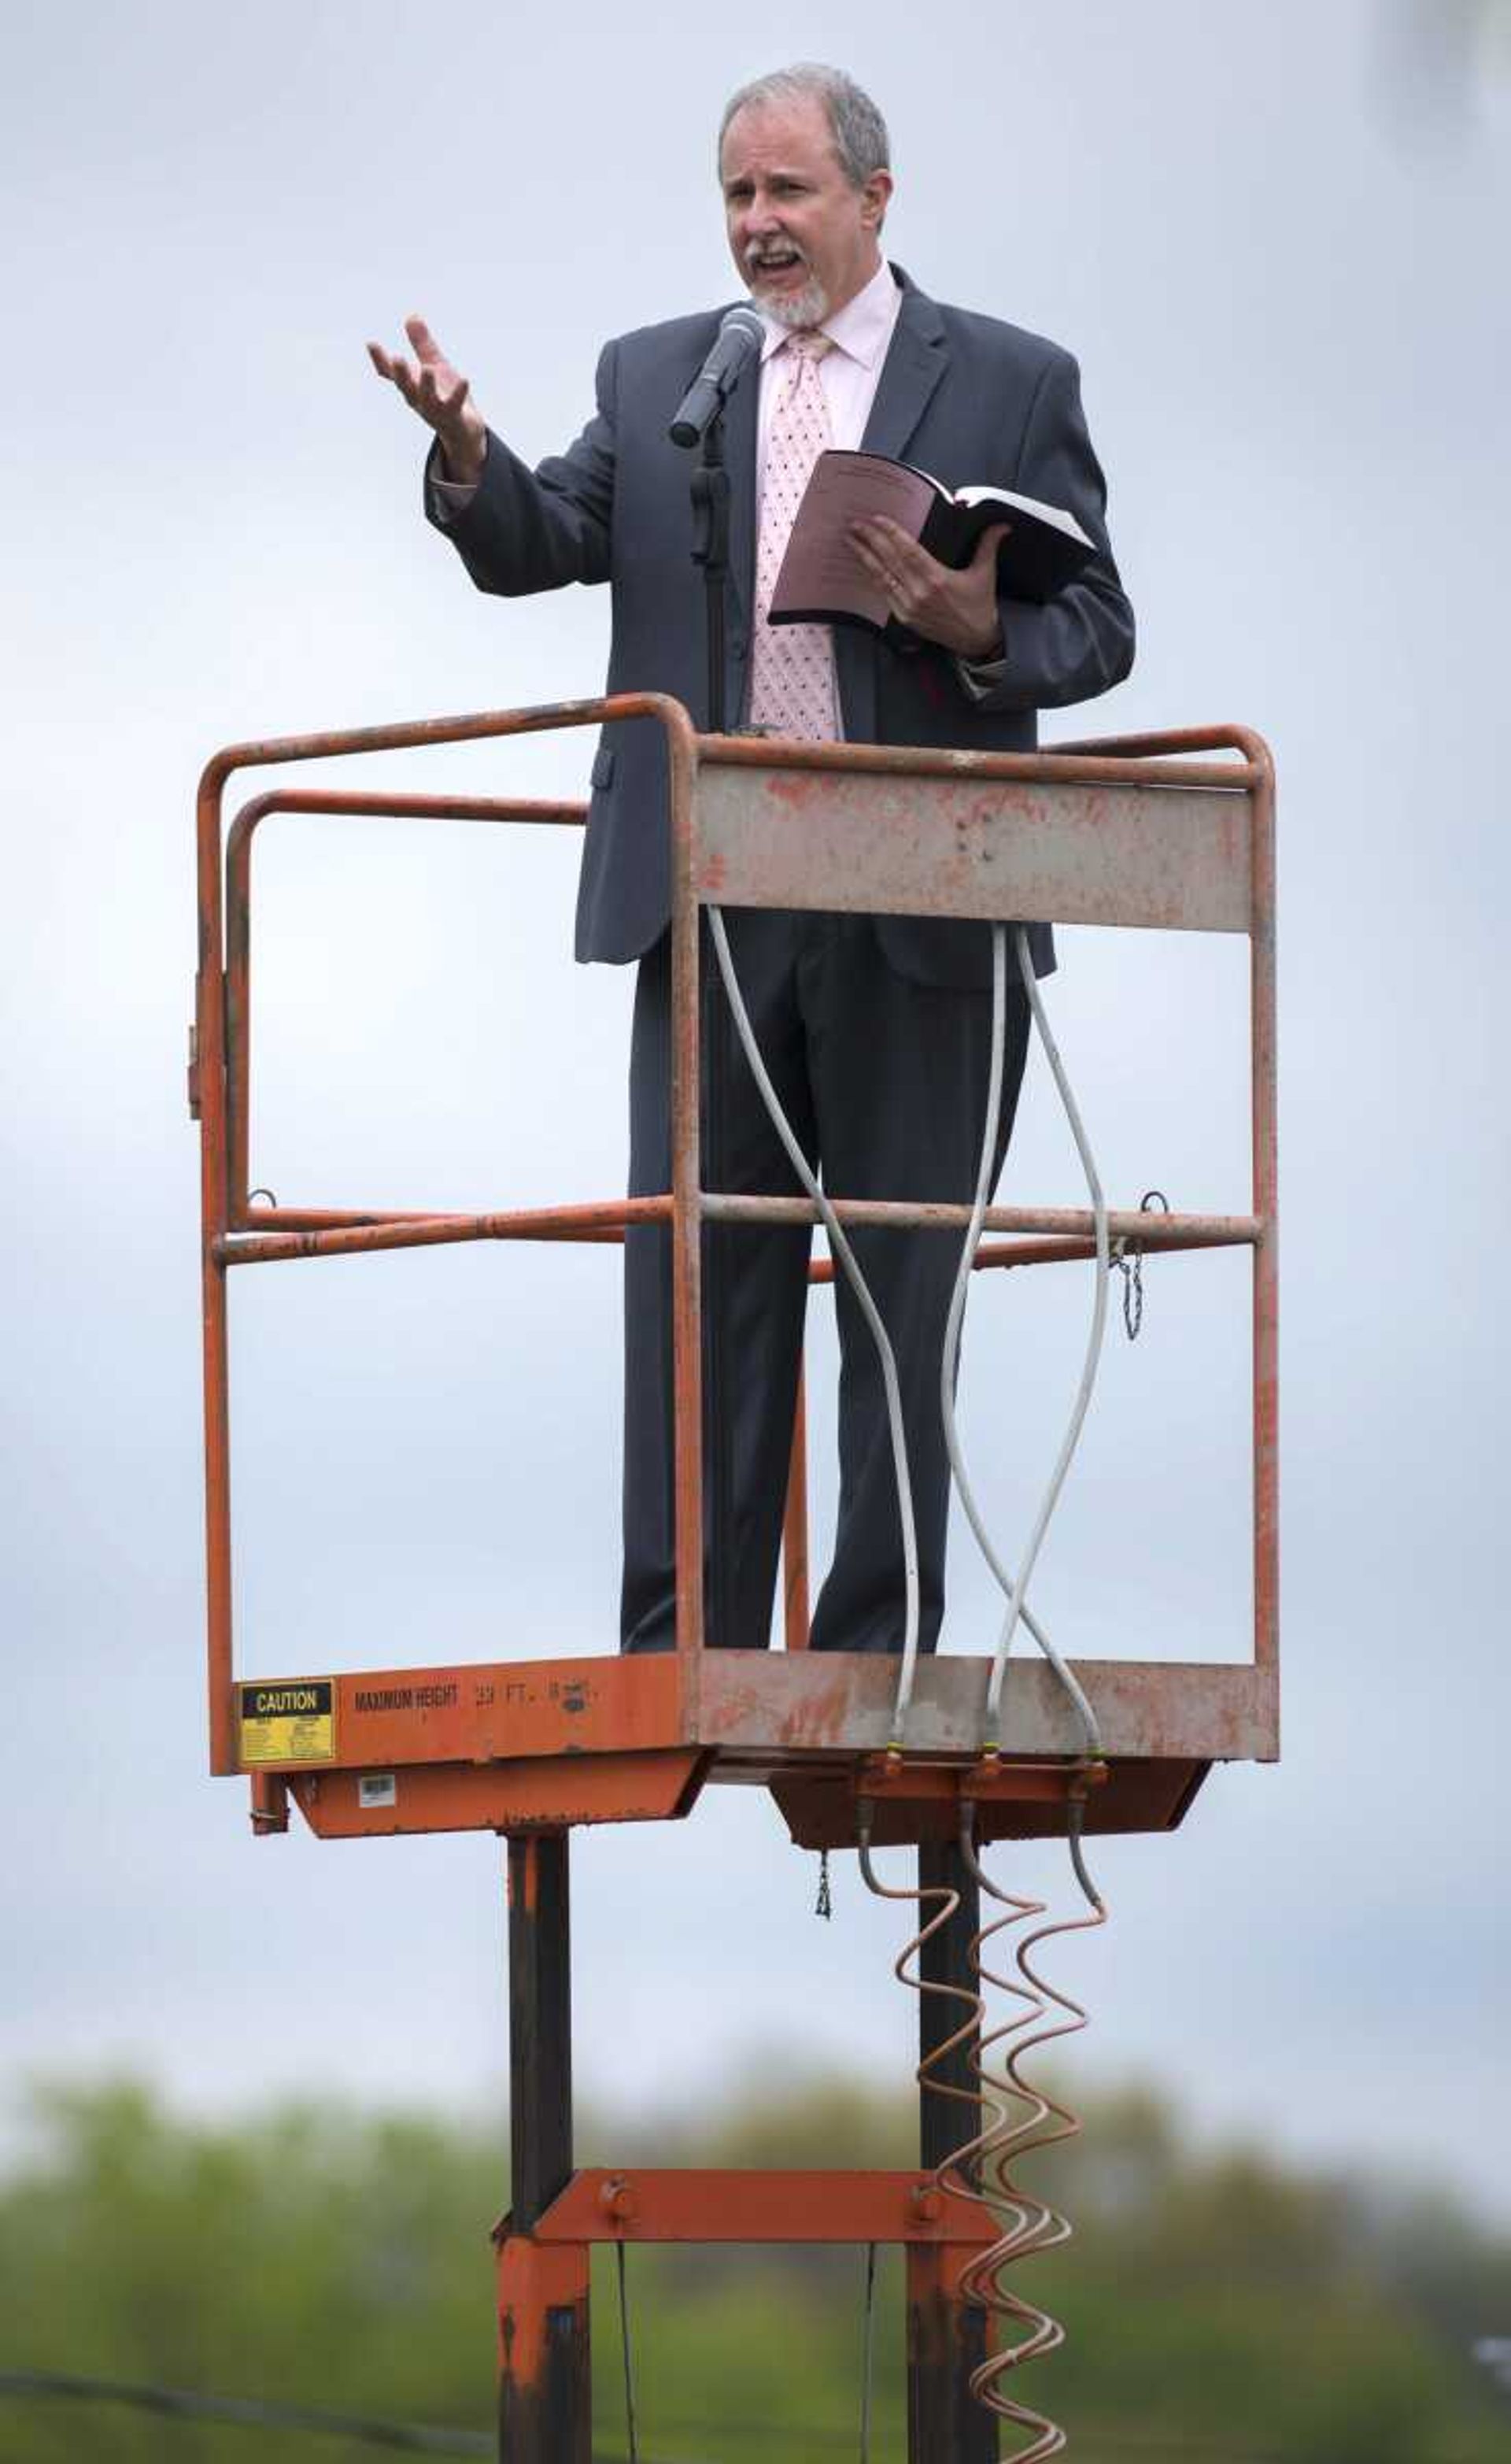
[238,1679,336,1767]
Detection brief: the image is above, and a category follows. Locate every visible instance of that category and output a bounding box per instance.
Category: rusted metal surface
[218,1195,670,1267]
[495,2236,590,2464]
[234,1204,626,1238]
[534,2166,996,2248]
[227,1650,1273,1782]
[700,727,1262,793]
[508,1833,575,2225]
[193,707,1281,2463]
[1250,748,1280,1682]
[285,1750,707,1841]
[224,788,586,1218]
[772,1759,1208,1848]
[196,703,1278,1788]
[863,1751,1109,1807]
[194,694,696,1772]
[220,1196,1251,1266]
[232,1215,1104,1272]
[704,1194,1258,1243]
[813,1233,1094,1283]
[235,1654,685,1771]
[230,1216,1102,1271]
[816,1228,1236,1282]
[696,1652,1277,1764]
[696,759,1254,934]
[247,1771,289,1834]
[499,1830,588,2464]
[908,2204,994,2462]
[249,1704,1223,1844]
[667,713,706,1670]
[1051,720,1269,766]
[229,1645,1250,1839]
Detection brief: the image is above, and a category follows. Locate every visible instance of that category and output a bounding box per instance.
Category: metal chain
[1114,1241,1143,1341]
[815,1849,833,1921]
[616,2242,640,2464]
[1110,1189,1169,1343]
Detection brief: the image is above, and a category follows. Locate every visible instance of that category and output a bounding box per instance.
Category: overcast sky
[4,0,1510,2222]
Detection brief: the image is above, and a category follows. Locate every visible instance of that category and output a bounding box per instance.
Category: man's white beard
[746,257,829,330]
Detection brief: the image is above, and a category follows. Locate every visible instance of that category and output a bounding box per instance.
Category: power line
[0,2372,492,2456]
[1,2372,1492,2464]
[0,2370,725,2464]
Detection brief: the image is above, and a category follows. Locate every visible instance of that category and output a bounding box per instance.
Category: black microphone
[668,306,765,448]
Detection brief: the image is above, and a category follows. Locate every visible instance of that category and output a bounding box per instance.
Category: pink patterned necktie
[748,331,839,741]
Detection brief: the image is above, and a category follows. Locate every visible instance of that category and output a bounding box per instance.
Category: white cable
[981,928,1110,1750]
[707,905,1110,1761]
[705,908,922,1733]
[940,927,1101,1756]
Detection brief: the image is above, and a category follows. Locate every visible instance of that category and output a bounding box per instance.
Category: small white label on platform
[357,1774,397,1808]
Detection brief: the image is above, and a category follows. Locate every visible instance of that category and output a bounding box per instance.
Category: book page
[770,453,938,623]
[954,483,1092,547]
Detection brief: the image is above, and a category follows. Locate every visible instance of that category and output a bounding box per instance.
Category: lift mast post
[193,699,1277,2458]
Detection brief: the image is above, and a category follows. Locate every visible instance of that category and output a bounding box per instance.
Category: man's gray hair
[719,63,891,188]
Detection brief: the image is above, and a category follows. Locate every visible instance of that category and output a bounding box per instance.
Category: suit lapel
[838,272,949,744]
[859,271,949,464]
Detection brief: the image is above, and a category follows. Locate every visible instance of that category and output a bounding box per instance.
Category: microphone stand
[688,410,736,1656]
[690,408,732,738]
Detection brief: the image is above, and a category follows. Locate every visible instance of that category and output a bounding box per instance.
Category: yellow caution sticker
[238,1679,336,1767]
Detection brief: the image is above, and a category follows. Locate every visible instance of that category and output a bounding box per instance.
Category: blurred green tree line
[0,2069,1505,2462]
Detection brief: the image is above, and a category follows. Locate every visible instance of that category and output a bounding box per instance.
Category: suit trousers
[621,908,1031,1655]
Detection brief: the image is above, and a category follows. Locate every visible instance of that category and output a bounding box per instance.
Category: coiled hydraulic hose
[956,1806,1106,2456]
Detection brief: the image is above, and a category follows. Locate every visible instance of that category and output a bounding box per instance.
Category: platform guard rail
[191,697,1277,2463]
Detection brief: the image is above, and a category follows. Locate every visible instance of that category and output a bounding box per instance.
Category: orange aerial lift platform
[192,699,1277,2460]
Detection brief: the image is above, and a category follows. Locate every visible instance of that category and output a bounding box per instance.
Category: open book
[768,449,1096,638]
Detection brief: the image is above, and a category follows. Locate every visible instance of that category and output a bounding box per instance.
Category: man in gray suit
[370,63,1134,1659]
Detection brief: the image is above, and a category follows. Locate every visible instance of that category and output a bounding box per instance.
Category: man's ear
[861,168,894,231]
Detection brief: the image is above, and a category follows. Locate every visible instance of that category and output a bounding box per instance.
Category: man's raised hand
[368,315,487,487]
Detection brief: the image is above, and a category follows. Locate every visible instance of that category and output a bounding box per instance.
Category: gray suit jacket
[428,268,1135,987]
